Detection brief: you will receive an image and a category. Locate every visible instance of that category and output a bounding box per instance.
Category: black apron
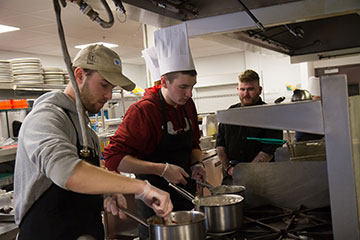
[18,109,104,240]
[136,90,196,240]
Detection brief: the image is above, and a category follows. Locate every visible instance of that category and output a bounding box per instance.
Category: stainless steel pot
[168,183,244,233]
[148,211,206,240]
[120,207,206,240]
[193,194,244,233]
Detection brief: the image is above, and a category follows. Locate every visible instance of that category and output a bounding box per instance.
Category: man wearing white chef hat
[142,46,162,84]
[104,23,206,240]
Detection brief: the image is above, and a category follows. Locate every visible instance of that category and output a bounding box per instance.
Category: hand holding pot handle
[135,180,173,217]
[161,163,189,185]
[103,193,127,219]
[190,162,207,183]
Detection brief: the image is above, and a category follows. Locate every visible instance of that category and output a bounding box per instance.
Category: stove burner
[206,205,333,240]
[282,216,310,226]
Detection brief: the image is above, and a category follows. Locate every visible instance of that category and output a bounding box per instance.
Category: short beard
[80,80,99,114]
[241,96,259,106]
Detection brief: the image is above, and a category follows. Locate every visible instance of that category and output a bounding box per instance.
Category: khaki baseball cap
[72,44,135,91]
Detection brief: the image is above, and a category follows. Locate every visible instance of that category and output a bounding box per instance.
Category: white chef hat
[154,23,195,76]
[142,46,161,81]
[307,76,321,96]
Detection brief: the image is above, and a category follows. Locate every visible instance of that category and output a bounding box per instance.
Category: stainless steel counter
[0,222,18,240]
[0,147,16,163]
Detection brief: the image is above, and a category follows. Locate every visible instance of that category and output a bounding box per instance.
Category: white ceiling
[0,0,243,65]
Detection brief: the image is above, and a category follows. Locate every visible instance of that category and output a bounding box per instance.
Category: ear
[259,86,263,95]
[74,67,85,85]
[160,76,167,88]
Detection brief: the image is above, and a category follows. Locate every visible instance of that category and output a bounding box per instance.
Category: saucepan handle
[118,206,149,227]
[168,182,195,202]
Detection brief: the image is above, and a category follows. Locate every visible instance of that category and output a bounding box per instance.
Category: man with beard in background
[216,69,283,185]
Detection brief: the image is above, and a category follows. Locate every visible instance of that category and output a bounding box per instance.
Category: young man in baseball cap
[14,44,173,240]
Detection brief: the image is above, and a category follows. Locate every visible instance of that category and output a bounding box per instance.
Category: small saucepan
[169,183,244,233]
[119,207,206,240]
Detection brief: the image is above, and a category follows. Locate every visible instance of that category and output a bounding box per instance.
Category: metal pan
[168,183,244,233]
[119,206,206,240]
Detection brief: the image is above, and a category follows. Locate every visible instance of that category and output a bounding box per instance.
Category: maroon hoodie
[103,85,201,171]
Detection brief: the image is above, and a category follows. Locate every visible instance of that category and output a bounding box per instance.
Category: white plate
[43,75,64,79]
[0,71,11,75]
[13,71,43,75]
[10,58,41,64]
[0,78,12,82]
[43,71,64,75]
[12,73,43,78]
[43,67,63,72]
[13,77,44,81]
[14,81,44,85]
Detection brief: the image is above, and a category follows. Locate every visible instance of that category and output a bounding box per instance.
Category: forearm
[252,151,273,163]
[190,148,202,165]
[118,155,165,176]
[65,161,146,195]
[216,146,229,169]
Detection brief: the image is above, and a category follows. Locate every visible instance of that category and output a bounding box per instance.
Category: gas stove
[207,205,333,240]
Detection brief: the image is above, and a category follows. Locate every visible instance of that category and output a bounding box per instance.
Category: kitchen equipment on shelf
[291,89,312,102]
[0,60,12,83]
[42,66,65,85]
[10,58,44,85]
[169,182,244,233]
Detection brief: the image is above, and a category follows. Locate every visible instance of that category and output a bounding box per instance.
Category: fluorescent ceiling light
[75,42,118,49]
[0,24,20,33]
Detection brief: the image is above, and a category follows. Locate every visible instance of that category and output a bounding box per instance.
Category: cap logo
[114,58,121,66]
[87,52,96,65]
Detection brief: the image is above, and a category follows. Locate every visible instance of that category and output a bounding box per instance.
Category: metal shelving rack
[0,83,66,100]
[217,74,360,239]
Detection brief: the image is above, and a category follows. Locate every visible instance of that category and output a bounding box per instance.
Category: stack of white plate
[63,69,70,84]
[43,67,64,85]
[0,60,12,83]
[10,58,44,85]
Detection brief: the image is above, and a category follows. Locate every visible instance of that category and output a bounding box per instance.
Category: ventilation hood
[120,0,360,63]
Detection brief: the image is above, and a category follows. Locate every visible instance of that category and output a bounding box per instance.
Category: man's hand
[252,151,273,163]
[135,180,173,217]
[227,166,234,176]
[161,163,189,185]
[190,163,206,183]
[104,193,127,219]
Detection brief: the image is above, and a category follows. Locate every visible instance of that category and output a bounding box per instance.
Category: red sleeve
[103,100,163,171]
